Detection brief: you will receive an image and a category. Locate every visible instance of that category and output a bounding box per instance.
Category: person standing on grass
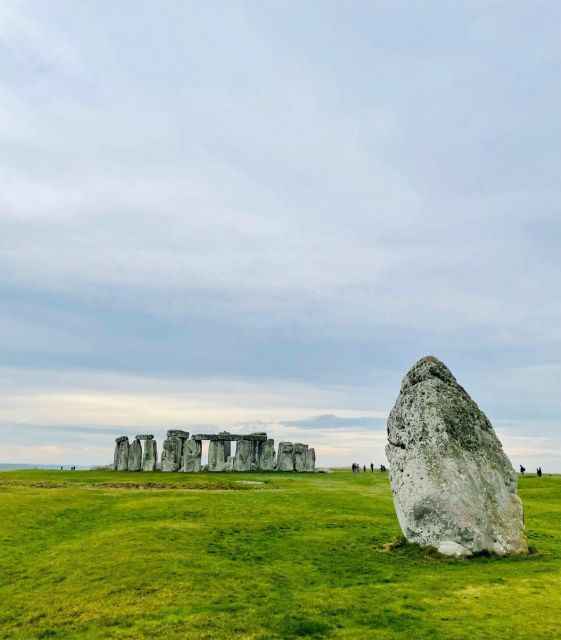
[363,465,366,472]
[519,465,526,476]
[370,463,374,473]
[537,467,542,477]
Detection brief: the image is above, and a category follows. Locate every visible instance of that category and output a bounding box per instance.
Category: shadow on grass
[379,537,541,561]
[278,616,332,638]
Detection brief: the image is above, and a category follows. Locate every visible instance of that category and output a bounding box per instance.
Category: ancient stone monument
[128,438,142,472]
[293,443,308,471]
[259,439,276,471]
[114,436,129,471]
[277,442,295,471]
[112,430,316,473]
[183,438,202,472]
[386,356,528,557]
[136,435,157,472]
[161,430,189,472]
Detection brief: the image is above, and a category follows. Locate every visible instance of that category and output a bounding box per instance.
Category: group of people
[519,465,543,477]
[351,463,387,473]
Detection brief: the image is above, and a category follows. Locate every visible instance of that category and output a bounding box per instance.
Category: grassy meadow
[0,469,559,639]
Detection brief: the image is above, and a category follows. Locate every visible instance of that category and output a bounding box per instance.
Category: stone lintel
[135,434,155,440]
[115,436,129,443]
[191,434,267,442]
[166,429,190,439]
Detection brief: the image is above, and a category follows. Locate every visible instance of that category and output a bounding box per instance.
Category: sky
[1,1,560,470]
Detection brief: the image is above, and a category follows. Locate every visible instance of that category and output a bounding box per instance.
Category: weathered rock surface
[259,439,276,471]
[114,437,129,471]
[233,439,253,471]
[208,440,228,471]
[386,356,528,557]
[167,429,189,439]
[161,435,183,472]
[192,433,267,441]
[277,442,295,471]
[127,438,142,471]
[293,443,308,472]
[142,438,157,472]
[303,447,316,471]
[183,439,202,472]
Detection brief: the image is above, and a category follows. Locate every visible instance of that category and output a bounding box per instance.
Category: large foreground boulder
[386,356,527,557]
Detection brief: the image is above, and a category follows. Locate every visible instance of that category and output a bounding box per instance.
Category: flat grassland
[0,470,559,639]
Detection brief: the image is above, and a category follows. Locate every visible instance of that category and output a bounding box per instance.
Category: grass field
[0,469,559,639]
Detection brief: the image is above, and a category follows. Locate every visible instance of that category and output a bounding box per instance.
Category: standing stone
[113,436,129,471]
[259,439,276,471]
[250,432,267,469]
[183,439,202,473]
[142,438,157,472]
[277,442,295,471]
[386,356,528,557]
[127,439,142,471]
[293,443,308,471]
[208,440,228,471]
[218,431,232,460]
[233,439,253,471]
[303,447,316,471]
[161,435,183,472]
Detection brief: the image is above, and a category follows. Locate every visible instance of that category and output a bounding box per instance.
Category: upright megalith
[386,356,528,557]
[208,440,228,471]
[250,432,267,468]
[137,435,157,472]
[161,430,188,472]
[277,442,295,471]
[218,431,231,460]
[303,447,316,471]
[128,438,142,471]
[114,436,129,471]
[293,443,308,471]
[259,439,276,471]
[183,439,202,472]
[233,439,253,471]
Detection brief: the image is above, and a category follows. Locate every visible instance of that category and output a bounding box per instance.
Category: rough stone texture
[135,434,154,441]
[127,438,142,471]
[167,429,189,439]
[161,435,183,472]
[303,447,316,471]
[386,356,528,557]
[233,439,253,471]
[259,439,276,471]
[249,432,267,468]
[114,437,129,471]
[293,443,308,472]
[218,431,232,460]
[208,440,228,471]
[183,439,202,472]
[142,438,157,472]
[277,442,295,471]
[192,433,267,441]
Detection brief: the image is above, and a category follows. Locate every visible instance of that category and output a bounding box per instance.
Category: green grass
[0,470,559,639]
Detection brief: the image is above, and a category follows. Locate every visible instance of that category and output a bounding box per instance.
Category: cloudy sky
[1,1,560,470]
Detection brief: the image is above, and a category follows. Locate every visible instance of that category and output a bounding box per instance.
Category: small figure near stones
[537,467,542,477]
[363,465,366,473]
[519,465,526,476]
[370,463,374,473]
